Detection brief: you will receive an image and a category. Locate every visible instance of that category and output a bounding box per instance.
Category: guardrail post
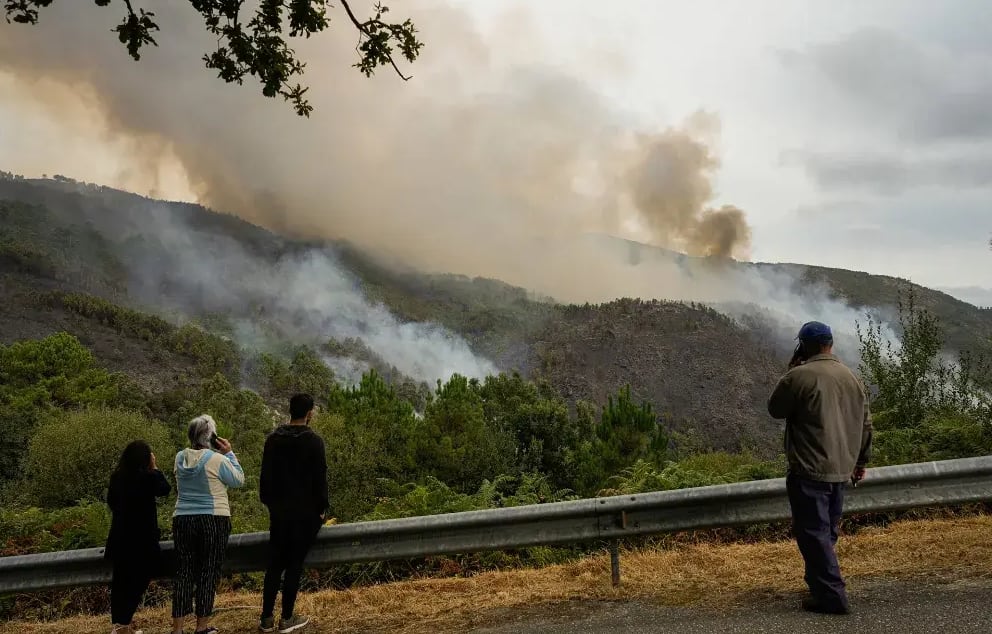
[609,540,620,588]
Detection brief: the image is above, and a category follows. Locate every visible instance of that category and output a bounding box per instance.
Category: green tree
[411,374,516,491]
[24,407,174,507]
[858,289,991,428]
[478,373,579,488]
[318,370,418,519]
[597,385,667,469]
[0,333,142,480]
[246,346,339,404]
[858,291,945,426]
[858,288,992,464]
[4,0,423,117]
[573,385,669,495]
[155,373,278,531]
[171,323,241,378]
[164,373,277,470]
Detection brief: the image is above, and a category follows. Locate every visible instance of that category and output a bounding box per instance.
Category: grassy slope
[3,515,990,633]
[0,275,198,395]
[0,196,204,394]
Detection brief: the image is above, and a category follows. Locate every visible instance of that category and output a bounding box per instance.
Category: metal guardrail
[2,455,991,594]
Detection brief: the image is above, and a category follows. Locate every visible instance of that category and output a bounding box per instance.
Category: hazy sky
[0,0,989,293]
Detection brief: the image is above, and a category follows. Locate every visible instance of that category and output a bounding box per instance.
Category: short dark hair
[289,393,315,420]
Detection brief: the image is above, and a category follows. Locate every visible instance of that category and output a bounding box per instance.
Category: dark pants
[110,557,153,624]
[172,515,232,619]
[262,512,322,619]
[786,474,849,608]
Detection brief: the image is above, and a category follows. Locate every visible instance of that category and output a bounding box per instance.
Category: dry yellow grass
[5,515,992,633]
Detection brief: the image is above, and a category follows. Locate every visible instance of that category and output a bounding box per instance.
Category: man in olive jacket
[768,321,872,615]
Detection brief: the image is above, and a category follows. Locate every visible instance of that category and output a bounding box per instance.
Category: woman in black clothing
[105,440,171,634]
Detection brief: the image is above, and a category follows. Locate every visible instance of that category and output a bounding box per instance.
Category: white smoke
[321,355,373,387]
[123,203,497,384]
[273,250,497,381]
[718,264,901,362]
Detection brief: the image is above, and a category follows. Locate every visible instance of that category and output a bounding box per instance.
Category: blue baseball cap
[797,321,833,343]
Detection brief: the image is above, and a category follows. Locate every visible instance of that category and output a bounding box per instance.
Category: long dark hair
[110,440,153,487]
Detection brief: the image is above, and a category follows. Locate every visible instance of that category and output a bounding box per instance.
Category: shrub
[0,502,111,556]
[872,413,992,467]
[360,473,575,521]
[0,333,139,480]
[600,452,785,496]
[24,408,175,507]
[38,292,242,378]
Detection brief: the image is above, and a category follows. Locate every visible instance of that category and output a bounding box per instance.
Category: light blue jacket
[173,448,245,517]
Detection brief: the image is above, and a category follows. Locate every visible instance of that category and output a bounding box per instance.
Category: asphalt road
[471,578,992,633]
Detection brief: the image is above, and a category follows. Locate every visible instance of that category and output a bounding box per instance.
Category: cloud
[760,190,991,290]
[790,194,988,241]
[778,27,992,198]
[782,149,992,194]
[780,27,992,144]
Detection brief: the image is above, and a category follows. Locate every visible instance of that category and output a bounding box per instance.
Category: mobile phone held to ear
[210,432,221,451]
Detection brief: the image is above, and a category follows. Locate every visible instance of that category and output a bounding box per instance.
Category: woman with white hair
[170,414,245,634]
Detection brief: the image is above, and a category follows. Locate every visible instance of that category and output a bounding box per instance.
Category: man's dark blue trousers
[786,473,850,610]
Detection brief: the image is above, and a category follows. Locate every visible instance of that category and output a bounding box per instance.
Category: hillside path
[470,578,992,633]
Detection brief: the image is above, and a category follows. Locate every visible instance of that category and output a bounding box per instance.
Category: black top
[104,469,171,561]
[259,424,329,518]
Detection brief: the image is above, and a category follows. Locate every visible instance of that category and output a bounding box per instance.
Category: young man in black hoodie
[258,394,329,633]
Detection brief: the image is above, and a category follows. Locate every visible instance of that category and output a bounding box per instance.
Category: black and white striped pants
[171,515,232,619]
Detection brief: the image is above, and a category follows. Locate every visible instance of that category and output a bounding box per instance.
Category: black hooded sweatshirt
[259,424,329,518]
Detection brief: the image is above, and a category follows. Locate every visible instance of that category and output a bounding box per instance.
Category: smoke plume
[625,113,750,258]
[111,200,498,384]
[0,1,750,266]
[0,0,890,361]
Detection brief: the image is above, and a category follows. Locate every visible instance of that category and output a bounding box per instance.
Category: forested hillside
[2,174,990,451]
[0,176,783,452]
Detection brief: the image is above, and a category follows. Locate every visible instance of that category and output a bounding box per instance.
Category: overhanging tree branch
[339,0,413,81]
[3,0,423,117]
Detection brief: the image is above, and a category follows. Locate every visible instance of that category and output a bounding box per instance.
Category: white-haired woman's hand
[215,437,232,454]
